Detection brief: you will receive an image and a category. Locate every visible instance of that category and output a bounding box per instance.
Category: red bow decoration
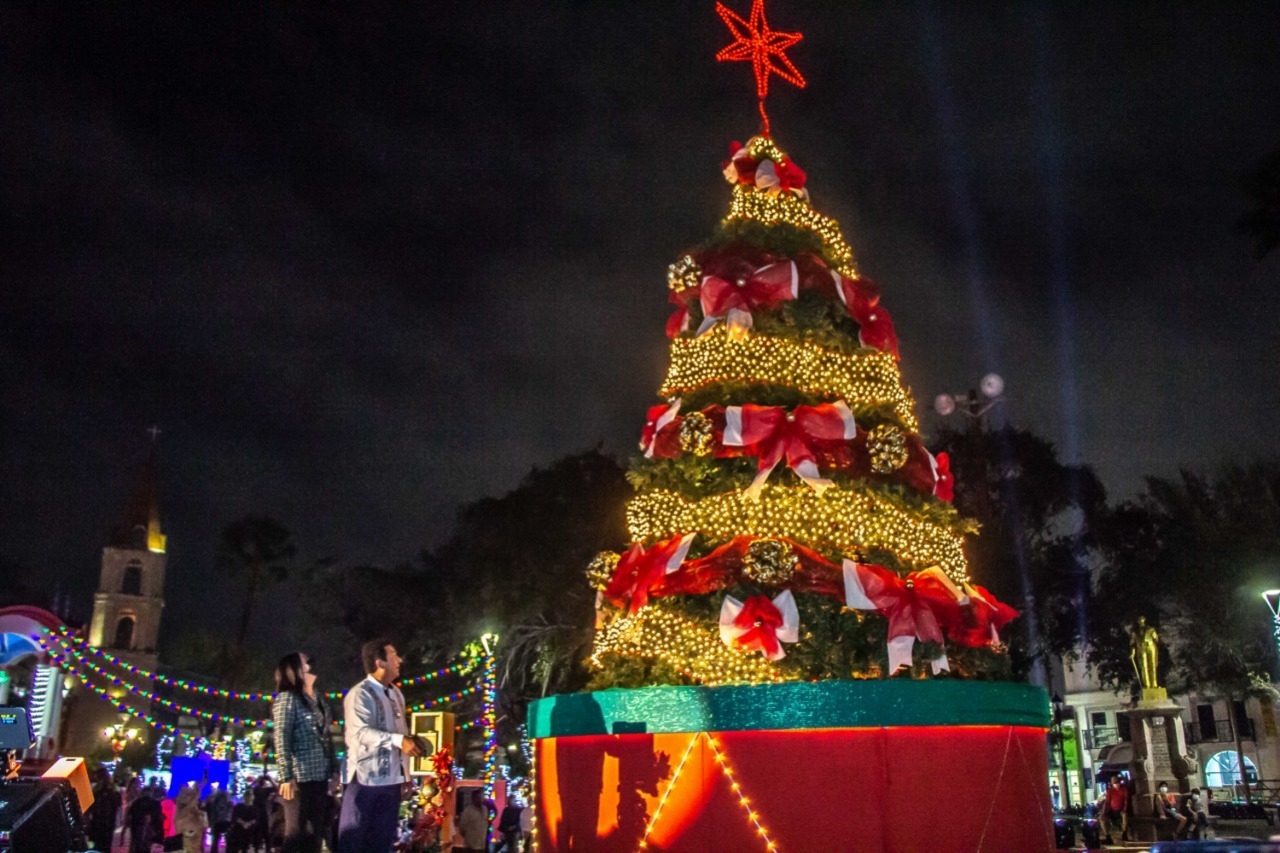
[724,401,857,495]
[639,399,682,458]
[953,583,1019,647]
[602,534,695,615]
[843,562,968,672]
[665,285,702,339]
[719,590,800,661]
[722,142,808,197]
[655,535,845,599]
[836,275,899,360]
[697,261,798,338]
[931,451,954,502]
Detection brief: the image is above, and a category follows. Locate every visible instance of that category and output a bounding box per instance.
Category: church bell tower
[88,437,167,669]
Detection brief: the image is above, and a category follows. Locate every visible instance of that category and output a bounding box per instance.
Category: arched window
[122,563,143,596]
[113,616,135,650]
[131,524,148,550]
[1205,750,1258,787]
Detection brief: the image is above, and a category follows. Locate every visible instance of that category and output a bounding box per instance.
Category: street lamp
[102,722,141,765]
[1262,591,1280,661]
[934,373,1006,419]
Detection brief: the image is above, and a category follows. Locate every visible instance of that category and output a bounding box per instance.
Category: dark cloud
[2,2,1278,637]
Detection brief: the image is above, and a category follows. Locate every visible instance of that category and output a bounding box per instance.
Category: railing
[1084,726,1119,750]
[1187,718,1256,744]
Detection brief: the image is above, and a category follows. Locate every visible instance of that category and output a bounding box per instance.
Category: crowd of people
[81,638,529,853]
[1094,773,1213,843]
[84,768,289,853]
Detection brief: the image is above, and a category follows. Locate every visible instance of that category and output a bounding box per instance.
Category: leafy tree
[1237,145,1280,260]
[425,450,631,717]
[291,557,445,687]
[930,425,1108,681]
[291,450,630,748]
[1090,463,1280,803]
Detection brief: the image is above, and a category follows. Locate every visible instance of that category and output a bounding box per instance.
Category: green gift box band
[528,680,1051,739]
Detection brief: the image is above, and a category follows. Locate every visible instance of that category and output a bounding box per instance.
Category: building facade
[1052,657,1280,806]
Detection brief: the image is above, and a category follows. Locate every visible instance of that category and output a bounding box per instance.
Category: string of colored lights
[39,636,275,728]
[637,733,701,850]
[527,735,539,852]
[406,685,480,712]
[626,484,970,582]
[706,733,779,852]
[43,630,480,717]
[659,328,918,431]
[590,606,781,685]
[43,628,476,702]
[480,634,499,799]
[45,630,275,702]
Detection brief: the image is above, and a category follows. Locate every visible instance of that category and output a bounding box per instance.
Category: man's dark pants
[337,779,401,853]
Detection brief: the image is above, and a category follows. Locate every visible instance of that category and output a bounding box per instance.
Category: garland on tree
[587,136,1018,688]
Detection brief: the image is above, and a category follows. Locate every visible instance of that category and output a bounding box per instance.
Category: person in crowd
[147,776,166,800]
[458,790,491,853]
[518,800,533,853]
[86,767,122,853]
[253,775,278,851]
[1154,780,1186,837]
[174,784,208,853]
[273,651,337,853]
[226,791,259,853]
[1181,787,1210,840]
[160,789,178,840]
[203,781,232,852]
[494,793,523,853]
[337,638,423,853]
[126,785,163,853]
[1101,774,1129,844]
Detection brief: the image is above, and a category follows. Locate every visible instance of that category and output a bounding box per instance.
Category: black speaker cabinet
[0,777,86,852]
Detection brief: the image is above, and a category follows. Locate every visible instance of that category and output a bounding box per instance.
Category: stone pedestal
[1119,699,1198,843]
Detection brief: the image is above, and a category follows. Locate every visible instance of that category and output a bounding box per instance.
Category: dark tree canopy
[1237,145,1280,260]
[1090,463,1280,698]
[931,425,1108,680]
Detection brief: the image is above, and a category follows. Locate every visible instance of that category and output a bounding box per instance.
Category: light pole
[934,373,1006,421]
[1262,590,1280,662]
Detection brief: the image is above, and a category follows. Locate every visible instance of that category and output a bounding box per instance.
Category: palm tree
[217,516,296,683]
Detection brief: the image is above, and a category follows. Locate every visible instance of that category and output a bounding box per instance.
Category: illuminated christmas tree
[585,3,1017,689]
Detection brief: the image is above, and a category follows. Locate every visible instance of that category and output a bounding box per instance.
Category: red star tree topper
[715,0,807,137]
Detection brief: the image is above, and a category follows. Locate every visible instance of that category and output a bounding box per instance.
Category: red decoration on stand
[715,0,806,137]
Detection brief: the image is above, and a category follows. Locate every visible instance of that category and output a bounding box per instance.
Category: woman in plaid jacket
[272,652,336,853]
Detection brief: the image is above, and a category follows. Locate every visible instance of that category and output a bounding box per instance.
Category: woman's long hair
[274,651,308,695]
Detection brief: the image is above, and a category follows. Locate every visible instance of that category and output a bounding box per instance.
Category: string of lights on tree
[479,634,500,799]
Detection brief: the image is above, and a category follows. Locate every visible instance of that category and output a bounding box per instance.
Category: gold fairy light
[660,327,919,432]
[726,183,858,279]
[590,606,781,686]
[626,484,970,582]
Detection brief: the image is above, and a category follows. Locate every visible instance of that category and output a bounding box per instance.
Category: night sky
[3,3,1278,639]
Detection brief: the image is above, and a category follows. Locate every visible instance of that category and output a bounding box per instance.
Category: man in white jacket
[337,638,423,853]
